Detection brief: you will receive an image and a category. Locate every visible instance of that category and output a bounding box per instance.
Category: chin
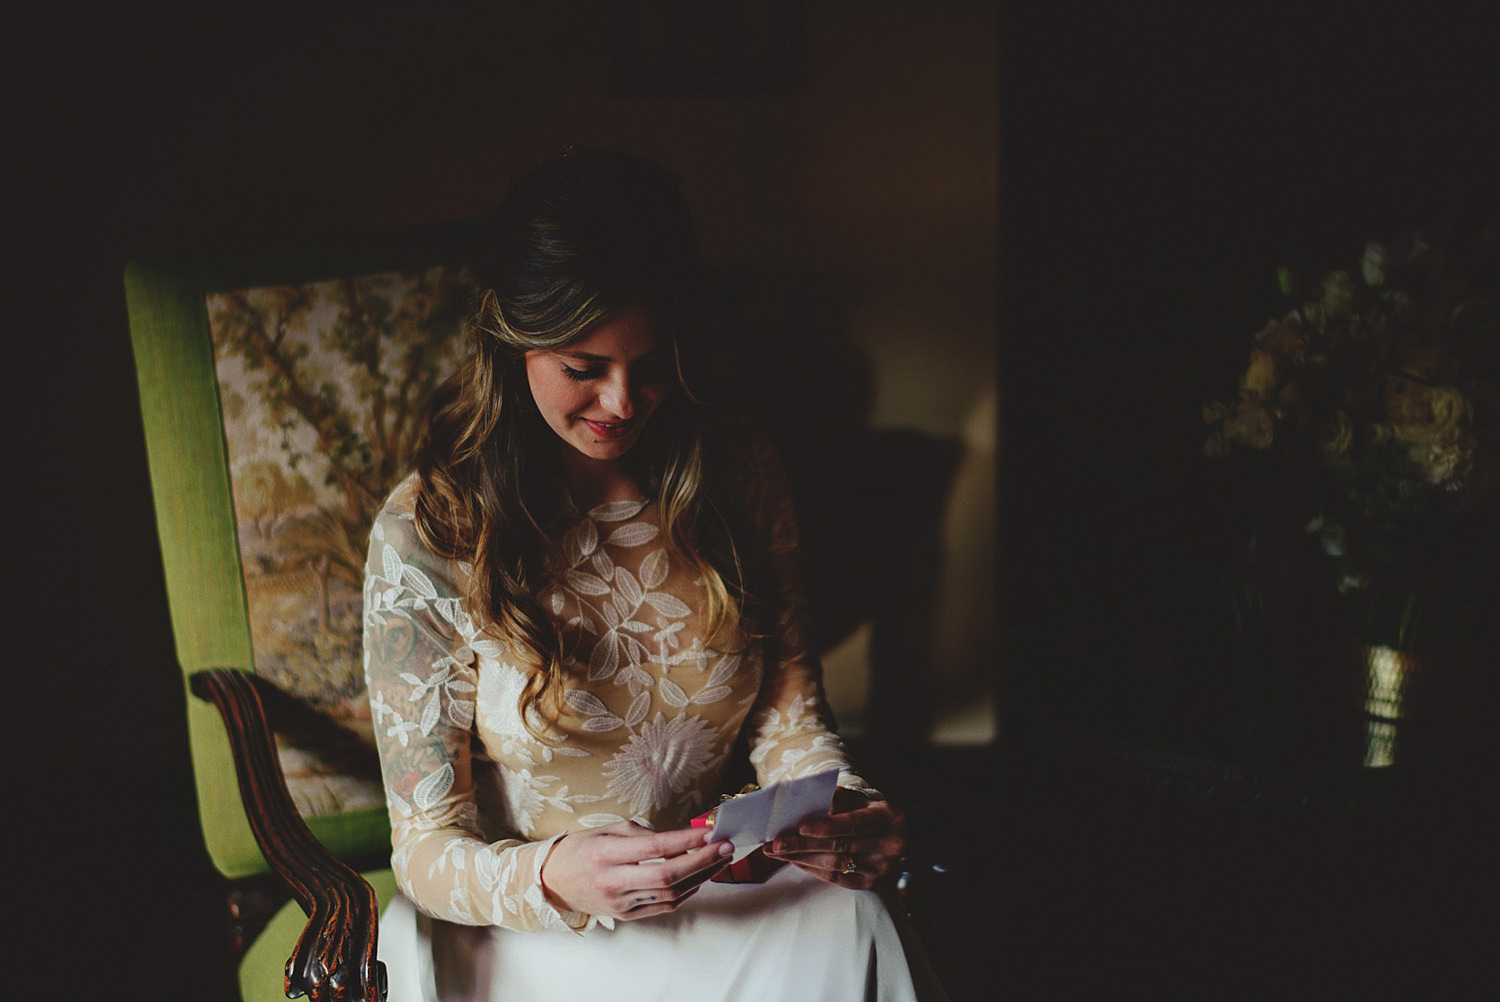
[574,437,637,463]
[569,422,650,462]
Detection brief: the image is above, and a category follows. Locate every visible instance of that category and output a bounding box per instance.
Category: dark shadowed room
[5,2,1496,999]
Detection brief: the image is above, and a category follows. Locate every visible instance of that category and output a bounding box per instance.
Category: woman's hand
[763,787,907,890]
[540,821,735,921]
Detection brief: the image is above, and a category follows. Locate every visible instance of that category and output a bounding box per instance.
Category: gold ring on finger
[841,856,858,875]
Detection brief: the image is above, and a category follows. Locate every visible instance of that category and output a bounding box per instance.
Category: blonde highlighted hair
[412,149,759,736]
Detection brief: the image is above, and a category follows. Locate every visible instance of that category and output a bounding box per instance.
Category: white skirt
[379,866,949,1002]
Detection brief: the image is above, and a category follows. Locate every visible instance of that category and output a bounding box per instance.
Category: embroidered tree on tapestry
[207,266,475,817]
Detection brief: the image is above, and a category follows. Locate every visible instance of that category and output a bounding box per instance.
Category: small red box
[690,800,788,884]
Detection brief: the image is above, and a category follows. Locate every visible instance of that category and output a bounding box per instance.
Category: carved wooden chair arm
[191,668,388,1002]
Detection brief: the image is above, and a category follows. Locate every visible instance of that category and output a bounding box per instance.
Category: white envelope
[706,769,840,862]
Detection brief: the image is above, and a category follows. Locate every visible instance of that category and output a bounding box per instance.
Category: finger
[597,825,715,865]
[617,883,702,922]
[767,851,862,875]
[766,834,905,859]
[644,883,704,910]
[795,806,894,840]
[776,849,900,880]
[831,869,879,890]
[831,787,874,811]
[616,898,680,921]
[667,854,733,894]
[630,841,734,889]
[621,858,722,910]
[784,857,880,890]
[617,869,712,918]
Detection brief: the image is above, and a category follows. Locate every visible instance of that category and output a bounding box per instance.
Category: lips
[581,418,634,440]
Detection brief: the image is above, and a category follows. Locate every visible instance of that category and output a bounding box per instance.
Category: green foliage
[210,267,475,585]
[1204,226,1498,650]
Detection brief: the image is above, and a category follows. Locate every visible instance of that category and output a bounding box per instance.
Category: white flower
[653,617,684,649]
[477,660,532,740]
[1361,241,1392,286]
[602,712,716,816]
[400,661,476,735]
[1320,270,1357,317]
[385,712,419,747]
[499,766,546,837]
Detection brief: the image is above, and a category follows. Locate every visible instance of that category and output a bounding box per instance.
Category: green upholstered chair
[127,229,964,1001]
[125,223,481,1001]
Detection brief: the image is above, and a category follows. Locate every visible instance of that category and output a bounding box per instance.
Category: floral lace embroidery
[363,441,872,932]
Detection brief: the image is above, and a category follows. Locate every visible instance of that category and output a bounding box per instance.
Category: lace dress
[363,442,946,1001]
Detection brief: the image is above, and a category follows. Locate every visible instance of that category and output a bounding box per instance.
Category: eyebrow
[556,346,664,363]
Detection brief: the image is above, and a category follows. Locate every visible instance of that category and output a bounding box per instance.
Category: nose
[599,368,636,419]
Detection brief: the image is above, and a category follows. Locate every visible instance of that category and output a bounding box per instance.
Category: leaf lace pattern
[363,440,871,933]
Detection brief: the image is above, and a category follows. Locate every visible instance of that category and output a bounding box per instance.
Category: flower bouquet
[1201,226,1497,729]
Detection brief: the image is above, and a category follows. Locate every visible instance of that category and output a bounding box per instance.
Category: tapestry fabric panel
[205,266,475,818]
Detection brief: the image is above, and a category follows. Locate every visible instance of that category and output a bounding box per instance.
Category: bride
[363,147,947,1001]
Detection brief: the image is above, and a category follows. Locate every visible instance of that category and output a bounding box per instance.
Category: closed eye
[561,363,606,381]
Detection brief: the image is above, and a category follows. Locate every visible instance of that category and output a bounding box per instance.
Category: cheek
[641,382,670,414]
[527,367,589,419]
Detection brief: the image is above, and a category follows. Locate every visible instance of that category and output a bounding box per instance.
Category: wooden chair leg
[192,668,388,1002]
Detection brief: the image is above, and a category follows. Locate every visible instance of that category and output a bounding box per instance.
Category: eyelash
[560,359,668,382]
[561,364,605,382]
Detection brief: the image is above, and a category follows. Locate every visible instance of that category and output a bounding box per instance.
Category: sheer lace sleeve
[363,501,592,932]
[741,440,880,799]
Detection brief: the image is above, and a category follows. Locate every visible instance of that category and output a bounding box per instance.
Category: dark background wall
[6,2,997,995]
[7,0,1001,772]
[1000,1,1497,746]
[5,1,1495,998]
[995,5,1496,998]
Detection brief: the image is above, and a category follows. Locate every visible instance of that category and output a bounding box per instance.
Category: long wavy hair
[413,148,757,735]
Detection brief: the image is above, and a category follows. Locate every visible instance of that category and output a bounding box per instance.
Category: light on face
[523,309,670,464]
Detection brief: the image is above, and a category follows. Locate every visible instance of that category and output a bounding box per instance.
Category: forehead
[555,308,657,361]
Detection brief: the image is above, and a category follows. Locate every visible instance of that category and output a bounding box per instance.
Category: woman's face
[524,308,671,465]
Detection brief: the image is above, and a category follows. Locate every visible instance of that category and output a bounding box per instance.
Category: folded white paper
[706,769,840,862]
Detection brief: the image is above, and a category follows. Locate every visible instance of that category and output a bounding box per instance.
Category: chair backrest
[126,223,480,879]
